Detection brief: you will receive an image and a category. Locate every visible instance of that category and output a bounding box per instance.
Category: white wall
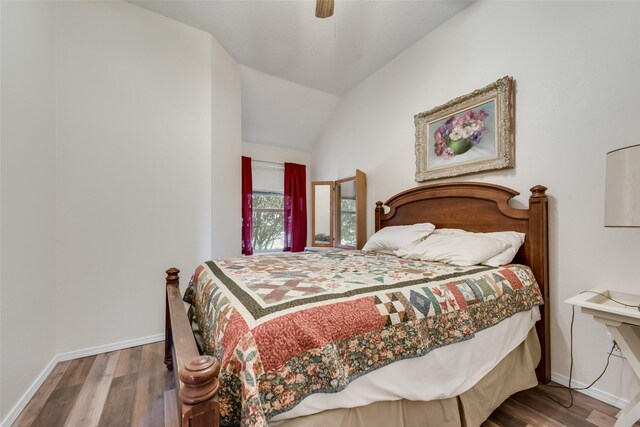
[243,142,312,247]
[55,1,213,353]
[211,38,242,259]
[241,66,339,151]
[0,1,57,420]
[0,2,243,420]
[243,141,311,171]
[312,1,640,405]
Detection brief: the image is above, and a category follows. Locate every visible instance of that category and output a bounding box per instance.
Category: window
[339,197,356,247]
[252,191,285,252]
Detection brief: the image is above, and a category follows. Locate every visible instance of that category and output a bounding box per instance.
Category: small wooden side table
[566,289,640,427]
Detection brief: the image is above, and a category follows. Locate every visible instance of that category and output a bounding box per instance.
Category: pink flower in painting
[433,109,490,160]
[443,147,455,160]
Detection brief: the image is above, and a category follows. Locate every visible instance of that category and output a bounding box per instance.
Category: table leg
[603,323,640,427]
[616,392,640,427]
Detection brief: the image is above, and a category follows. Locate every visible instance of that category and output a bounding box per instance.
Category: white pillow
[482,231,526,266]
[394,232,510,267]
[362,223,435,253]
[431,228,525,267]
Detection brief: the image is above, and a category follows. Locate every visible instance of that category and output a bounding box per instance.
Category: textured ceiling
[130,0,473,96]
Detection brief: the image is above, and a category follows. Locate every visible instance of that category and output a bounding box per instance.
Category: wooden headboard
[375,182,549,383]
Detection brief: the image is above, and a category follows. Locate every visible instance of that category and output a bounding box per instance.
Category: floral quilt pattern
[189,251,543,426]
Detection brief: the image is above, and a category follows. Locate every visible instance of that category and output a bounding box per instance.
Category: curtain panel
[241,156,253,255]
[284,162,307,252]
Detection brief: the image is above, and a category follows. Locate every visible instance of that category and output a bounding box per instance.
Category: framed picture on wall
[414,76,515,182]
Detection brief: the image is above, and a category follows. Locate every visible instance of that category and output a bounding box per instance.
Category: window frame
[251,190,285,253]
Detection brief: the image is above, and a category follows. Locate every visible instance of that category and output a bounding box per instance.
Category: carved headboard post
[528,185,550,383]
[375,201,384,232]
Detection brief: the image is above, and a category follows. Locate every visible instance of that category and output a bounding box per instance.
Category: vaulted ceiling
[131,0,473,149]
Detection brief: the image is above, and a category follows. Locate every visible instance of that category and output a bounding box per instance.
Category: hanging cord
[540,290,633,408]
[578,290,639,310]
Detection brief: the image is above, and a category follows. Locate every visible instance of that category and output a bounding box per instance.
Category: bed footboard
[165,268,221,427]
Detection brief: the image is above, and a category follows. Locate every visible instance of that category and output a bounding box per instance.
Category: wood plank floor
[12,341,638,426]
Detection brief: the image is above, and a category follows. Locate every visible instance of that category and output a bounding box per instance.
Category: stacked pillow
[361,223,436,253]
[431,229,526,267]
[362,225,525,267]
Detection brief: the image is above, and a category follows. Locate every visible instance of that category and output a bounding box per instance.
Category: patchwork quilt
[187,251,543,427]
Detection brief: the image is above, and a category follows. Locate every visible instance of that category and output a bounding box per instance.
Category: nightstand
[566,289,640,427]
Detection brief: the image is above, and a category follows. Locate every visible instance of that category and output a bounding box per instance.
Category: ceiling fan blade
[315,0,334,18]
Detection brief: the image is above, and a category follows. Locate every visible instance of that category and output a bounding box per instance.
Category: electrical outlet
[606,332,624,358]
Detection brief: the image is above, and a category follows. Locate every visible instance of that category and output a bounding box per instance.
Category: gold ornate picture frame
[415,76,514,182]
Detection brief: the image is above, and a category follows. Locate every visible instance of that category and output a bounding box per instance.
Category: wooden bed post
[179,356,221,427]
[528,185,550,383]
[165,267,179,371]
[165,267,221,427]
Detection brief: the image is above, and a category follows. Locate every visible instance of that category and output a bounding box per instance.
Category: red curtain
[284,162,307,252]
[241,156,253,256]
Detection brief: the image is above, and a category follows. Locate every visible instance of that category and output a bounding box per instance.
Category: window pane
[253,192,284,209]
[339,197,356,246]
[340,212,356,246]
[252,192,284,251]
[341,198,356,213]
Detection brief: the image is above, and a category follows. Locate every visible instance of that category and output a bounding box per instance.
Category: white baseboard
[56,333,164,362]
[0,333,164,427]
[551,371,628,410]
[0,356,59,427]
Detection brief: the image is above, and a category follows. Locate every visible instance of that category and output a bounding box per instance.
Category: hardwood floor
[13,342,174,427]
[12,341,637,427]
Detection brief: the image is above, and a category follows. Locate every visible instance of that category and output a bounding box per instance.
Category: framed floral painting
[415,76,514,182]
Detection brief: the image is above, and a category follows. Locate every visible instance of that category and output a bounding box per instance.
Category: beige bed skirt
[273,327,541,427]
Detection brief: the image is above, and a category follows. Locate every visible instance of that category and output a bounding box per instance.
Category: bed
[164,181,549,427]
